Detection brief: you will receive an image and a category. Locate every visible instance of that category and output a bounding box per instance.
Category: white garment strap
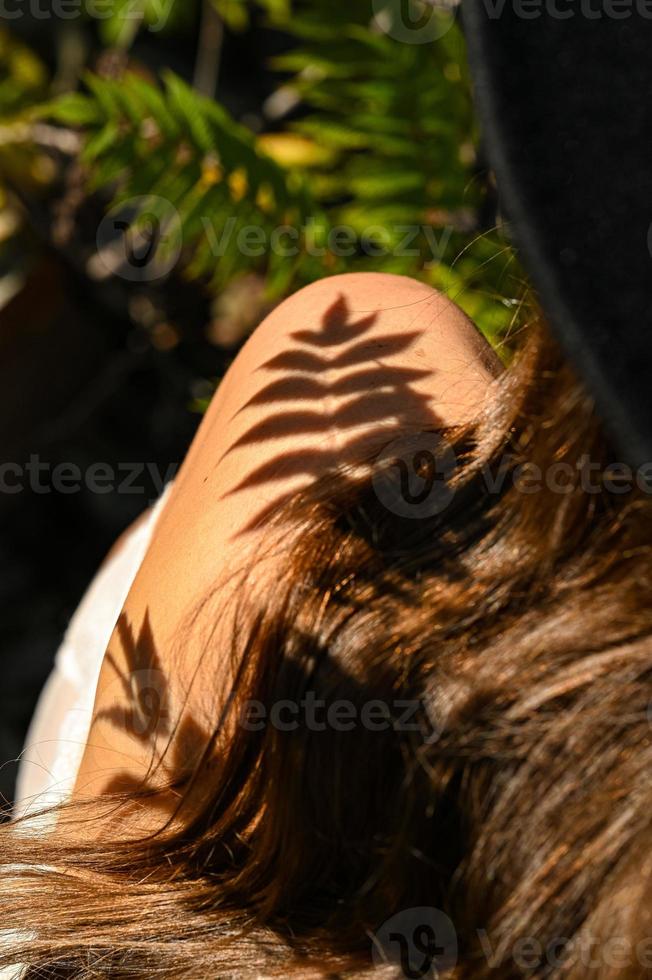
[13,482,174,820]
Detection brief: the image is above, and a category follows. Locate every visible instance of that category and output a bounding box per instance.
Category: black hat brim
[463,0,652,466]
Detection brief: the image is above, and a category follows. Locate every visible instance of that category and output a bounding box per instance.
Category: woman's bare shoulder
[72,272,502,811]
[126,271,502,637]
[194,271,500,520]
[231,272,502,415]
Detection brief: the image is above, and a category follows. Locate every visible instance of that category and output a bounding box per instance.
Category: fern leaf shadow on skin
[214,295,446,534]
[95,613,172,743]
[85,610,219,829]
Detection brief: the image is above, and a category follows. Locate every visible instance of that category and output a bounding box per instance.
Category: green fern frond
[97,0,198,49]
[0,27,48,119]
[31,1,523,344]
[212,0,292,32]
[96,0,289,49]
[262,0,523,343]
[39,70,330,294]
[0,29,53,200]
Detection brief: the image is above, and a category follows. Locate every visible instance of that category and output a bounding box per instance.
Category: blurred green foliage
[0,28,48,113]
[0,0,525,353]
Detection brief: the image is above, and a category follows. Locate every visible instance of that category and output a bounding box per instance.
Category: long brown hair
[2,314,652,978]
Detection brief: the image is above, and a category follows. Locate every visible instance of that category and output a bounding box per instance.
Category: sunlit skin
[71,272,502,827]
